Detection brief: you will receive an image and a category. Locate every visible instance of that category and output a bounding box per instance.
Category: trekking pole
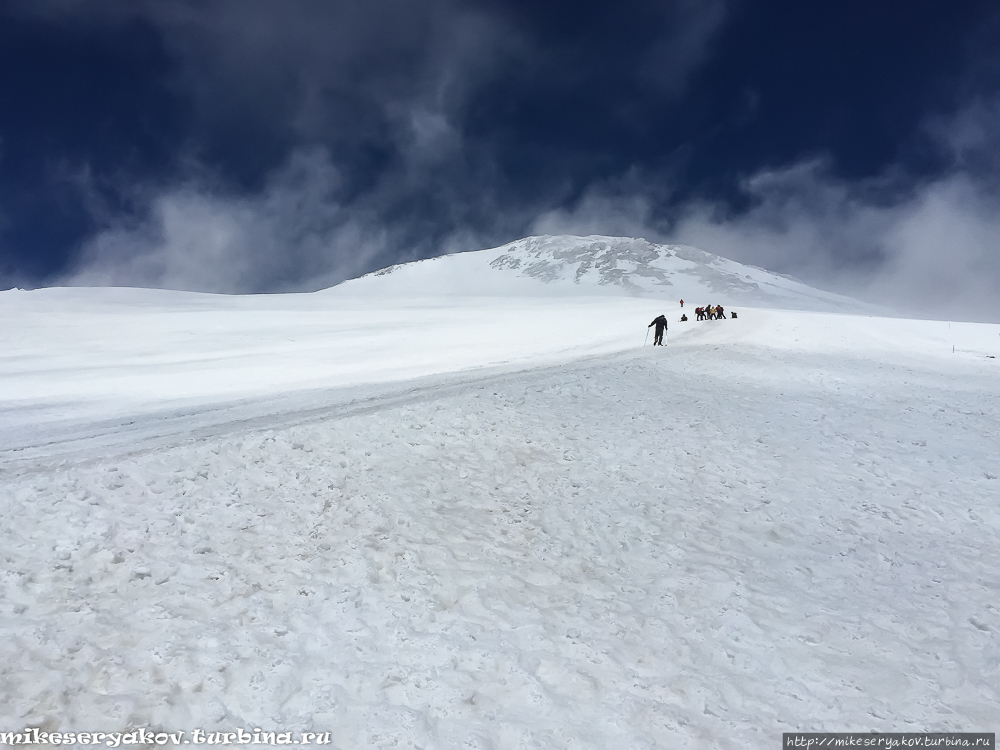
[644,328,650,346]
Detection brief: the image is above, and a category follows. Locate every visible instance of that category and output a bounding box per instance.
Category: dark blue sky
[1,0,999,315]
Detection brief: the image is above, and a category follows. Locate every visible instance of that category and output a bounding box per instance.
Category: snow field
[1,323,998,747]
[3,286,994,464]
[0,289,664,456]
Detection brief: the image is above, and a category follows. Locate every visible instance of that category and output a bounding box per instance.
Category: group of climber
[678,299,732,321]
[649,299,737,345]
[680,299,735,322]
[695,304,727,320]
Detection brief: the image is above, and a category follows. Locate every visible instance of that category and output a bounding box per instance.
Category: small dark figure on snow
[680,299,684,308]
[680,314,688,322]
[648,314,668,346]
[731,311,738,319]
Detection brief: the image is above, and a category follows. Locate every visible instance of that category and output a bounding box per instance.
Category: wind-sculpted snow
[339,235,872,313]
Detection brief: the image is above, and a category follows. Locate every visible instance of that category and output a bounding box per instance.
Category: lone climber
[648,314,668,346]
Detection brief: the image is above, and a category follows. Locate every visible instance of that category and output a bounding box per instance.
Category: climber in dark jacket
[648,315,668,346]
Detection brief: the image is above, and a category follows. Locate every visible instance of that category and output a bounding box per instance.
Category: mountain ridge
[332,234,873,313]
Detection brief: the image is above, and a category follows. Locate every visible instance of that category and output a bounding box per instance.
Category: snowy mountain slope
[1,276,998,745]
[1,289,998,745]
[333,234,873,313]
[0,288,661,462]
[0,286,988,465]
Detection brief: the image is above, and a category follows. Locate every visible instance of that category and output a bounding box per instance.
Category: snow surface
[1,243,999,748]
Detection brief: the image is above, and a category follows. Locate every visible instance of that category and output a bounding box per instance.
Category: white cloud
[63,149,388,293]
[670,160,1000,321]
[521,145,1000,323]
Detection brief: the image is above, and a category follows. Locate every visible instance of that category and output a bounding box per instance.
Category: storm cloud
[12,0,724,290]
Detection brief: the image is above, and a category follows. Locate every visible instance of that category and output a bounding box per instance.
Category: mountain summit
[332,235,867,312]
